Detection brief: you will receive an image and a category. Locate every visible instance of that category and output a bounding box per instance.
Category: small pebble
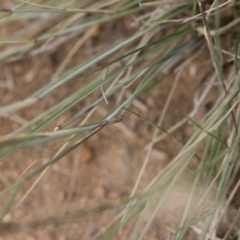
[80,145,93,163]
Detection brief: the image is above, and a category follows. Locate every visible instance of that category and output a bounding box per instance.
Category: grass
[1,0,240,239]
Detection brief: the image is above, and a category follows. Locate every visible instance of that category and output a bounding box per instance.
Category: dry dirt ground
[0,2,219,240]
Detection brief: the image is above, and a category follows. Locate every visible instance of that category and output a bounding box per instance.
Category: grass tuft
[1,0,240,239]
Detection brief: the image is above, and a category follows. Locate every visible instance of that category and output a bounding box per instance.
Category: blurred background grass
[1,0,240,239]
